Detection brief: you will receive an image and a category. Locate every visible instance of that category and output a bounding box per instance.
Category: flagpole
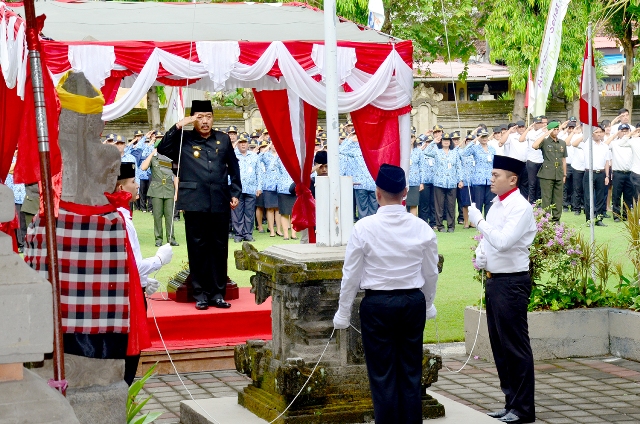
[324,0,342,246]
[587,22,595,244]
[23,0,66,395]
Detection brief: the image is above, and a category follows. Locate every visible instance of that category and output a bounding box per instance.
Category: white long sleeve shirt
[574,139,611,171]
[118,207,162,288]
[526,129,544,163]
[335,204,438,322]
[476,189,536,273]
[617,136,640,174]
[504,133,528,162]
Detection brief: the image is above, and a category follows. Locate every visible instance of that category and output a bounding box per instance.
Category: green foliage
[485,0,595,101]
[127,363,162,424]
[156,87,166,106]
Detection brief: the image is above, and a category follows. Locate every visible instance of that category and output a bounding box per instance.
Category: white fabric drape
[68,45,115,89]
[1,7,27,97]
[311,44,357,85]
[62,40,413,121]
[398,113,411,177]
[287,89,304,174]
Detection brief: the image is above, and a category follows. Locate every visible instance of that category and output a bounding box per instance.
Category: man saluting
[468,155,537,424]
[158,100,241,310]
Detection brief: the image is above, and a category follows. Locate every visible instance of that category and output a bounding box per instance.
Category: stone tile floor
[137,354,640,423]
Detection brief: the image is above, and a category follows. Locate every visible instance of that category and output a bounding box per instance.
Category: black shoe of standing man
[486,409,509,418]
[195,300,208,310]
[498,411,535,423]
[211,298,231,309]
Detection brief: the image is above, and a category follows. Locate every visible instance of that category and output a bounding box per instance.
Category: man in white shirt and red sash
[333,164,439,424]
[468,156,537,424]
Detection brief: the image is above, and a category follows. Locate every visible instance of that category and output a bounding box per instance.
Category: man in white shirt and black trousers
[468,155,537,424]
[333,163,438,424]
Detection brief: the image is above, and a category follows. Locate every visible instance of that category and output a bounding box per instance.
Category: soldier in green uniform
[533,121,567,221]
[141,145,179,247]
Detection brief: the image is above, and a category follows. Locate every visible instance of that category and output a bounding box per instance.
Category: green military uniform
[21,183,40,225]
[147,153,177,245]
[536,136,567,221]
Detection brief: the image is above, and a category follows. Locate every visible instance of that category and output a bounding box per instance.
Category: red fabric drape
[253,89,317,236]
[350,104,411,180]
[0,211,20,254]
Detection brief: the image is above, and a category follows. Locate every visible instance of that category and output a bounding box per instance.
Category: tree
[146,87,161,132]
[485,0,593,120]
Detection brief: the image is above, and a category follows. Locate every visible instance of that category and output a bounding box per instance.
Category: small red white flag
[525,67,534,113]
[579,38,600,125]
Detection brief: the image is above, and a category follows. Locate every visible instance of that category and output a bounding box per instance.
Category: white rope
[434,271,485,373]
[439,0,462,134]
[145,295,336,424]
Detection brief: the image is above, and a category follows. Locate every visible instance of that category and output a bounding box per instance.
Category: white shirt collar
[376,204,406,214]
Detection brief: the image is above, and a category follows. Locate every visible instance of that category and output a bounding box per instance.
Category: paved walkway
[137,352,640,423]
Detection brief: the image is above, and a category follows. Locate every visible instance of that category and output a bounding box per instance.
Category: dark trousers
[518,166,529,202]
[471,185,492,217]
[355,189,378,219]
[360,289,426,424]
[139,179,152,212]
[583,171,606,221]
[563,167,574,208]
[540,178,564,221]
[631,172,640,202]
[184,211,229,303]
[14,203,26,248]
[612,171,634,219]
[572,169,585,212]
[124,288,148,386]
[151,197,176,244]
[526,161,542,203]
[418,183,435,226]
[486,273,535,420]
[231,193,256,239]
[433,186,456,230]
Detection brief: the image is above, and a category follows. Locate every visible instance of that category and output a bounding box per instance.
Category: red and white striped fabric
[24,205,130,334]
[579,38,600,126]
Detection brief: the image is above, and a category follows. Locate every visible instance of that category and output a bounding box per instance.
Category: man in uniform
[140,143,178,247]
[605,124,635,221]
[227,126,239,147]
[232,134,262,243]
[333,164,438,424]
[158,100,241,310]
[468,156,536,424]
[520,116,546,202]
[533,121,567,221]
[610,108,635,134]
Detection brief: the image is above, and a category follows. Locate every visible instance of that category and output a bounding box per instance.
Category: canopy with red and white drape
[0,1,413,234]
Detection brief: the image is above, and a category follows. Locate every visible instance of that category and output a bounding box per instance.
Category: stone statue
[482,84,490,95]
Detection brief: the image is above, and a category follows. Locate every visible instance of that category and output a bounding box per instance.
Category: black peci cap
[376,163,406,194]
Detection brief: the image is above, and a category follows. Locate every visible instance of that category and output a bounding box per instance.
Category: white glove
[333,312,350,330]
[426,304,437,320]
[145,278,160,296]
[475,244,487,270]
[155,243,173,266]
[468,203,484,227]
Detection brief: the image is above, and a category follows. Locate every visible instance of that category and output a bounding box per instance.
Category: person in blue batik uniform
[418,134,436,226]
[5,151,26,252]
[275,156,297,240]
[424,133,463,232]
[259,142,283,237]
[407,133,425,216]
[232,134,263,242]
[451,131,472,228]
[341,131,378,219]
[461,128,496,218]
[129,130,156,212]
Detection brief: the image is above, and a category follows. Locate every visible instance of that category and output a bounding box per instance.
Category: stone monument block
[234,243,445,423]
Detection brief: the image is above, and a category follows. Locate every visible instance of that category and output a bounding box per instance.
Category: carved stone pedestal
[234,243,445,423]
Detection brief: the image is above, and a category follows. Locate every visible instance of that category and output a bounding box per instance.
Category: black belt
[364,288,420,297]
[614,170,631,174]
[585,169,605,173]
[486,271,529,279]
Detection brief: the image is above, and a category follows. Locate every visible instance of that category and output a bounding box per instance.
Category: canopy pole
[587,22,595,245]
[23,0,66,396]
[324,0,342,246]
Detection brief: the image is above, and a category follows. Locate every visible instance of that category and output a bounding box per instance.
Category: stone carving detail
[412,83,444,104]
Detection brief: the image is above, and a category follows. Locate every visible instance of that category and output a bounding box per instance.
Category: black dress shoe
[603,212,611,218]
[447,228,455,233]
[486,409,509,418]
[155,241,162,247]
[498,411,535,423]
[614,217,621,223]
[574,210,581,215]
[195,300,209,310]
[170,241,179,246]
[211,298,231,309]
[595,220,607,227]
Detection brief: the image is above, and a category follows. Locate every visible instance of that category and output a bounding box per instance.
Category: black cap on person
[190,100,213,116]
[314,151,328,165]
[493,155,525,175]
[118,162,136,180]
[376,164,406,194]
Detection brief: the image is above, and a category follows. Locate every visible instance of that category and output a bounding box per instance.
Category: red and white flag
[162,87,185,131]
[579,38,600,125]
[525,67,534,115]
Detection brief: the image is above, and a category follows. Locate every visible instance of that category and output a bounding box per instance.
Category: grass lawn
[133,208,633,344]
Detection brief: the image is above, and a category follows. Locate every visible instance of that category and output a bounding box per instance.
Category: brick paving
[136,355,640,423]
